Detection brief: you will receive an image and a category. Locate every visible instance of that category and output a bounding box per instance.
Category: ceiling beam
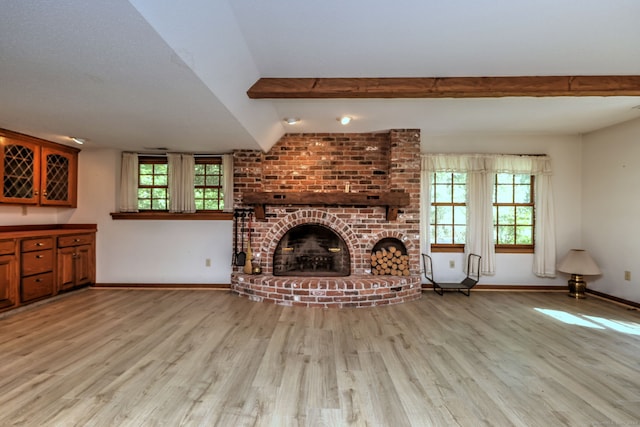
[247,76,640,99]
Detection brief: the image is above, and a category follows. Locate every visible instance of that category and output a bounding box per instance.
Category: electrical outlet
[205,258,211,267]
[625,271,631,281]
[449,260,455,268]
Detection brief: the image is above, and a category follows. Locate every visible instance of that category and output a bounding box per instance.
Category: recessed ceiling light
[284,117,300,125]
[338,116,352,125]
[70,137,87,145]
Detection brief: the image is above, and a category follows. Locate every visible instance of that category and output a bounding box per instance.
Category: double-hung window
[194,158,224,211]
[137,156,224,212]
[138,157,169,210]
[493,173,534,252]
[429,171,536,253]
[422,153,553,276]
[430,171,467,251]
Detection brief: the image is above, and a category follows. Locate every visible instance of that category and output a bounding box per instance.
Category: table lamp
[557,249,601,299]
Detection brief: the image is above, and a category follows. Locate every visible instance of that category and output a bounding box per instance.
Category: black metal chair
[422,253,481,296]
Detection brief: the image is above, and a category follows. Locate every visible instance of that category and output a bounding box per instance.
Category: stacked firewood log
[370,246,410,276]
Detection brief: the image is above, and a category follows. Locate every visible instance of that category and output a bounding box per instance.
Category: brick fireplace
[231,129,422,308]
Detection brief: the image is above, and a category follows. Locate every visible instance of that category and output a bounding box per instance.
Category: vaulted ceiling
[1,0,640,153]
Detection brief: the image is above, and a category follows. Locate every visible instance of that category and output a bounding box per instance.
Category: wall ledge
[110,212,233,220]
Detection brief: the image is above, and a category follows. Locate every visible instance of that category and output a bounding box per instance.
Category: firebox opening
[371,237,409,276]
[273,224,350,277]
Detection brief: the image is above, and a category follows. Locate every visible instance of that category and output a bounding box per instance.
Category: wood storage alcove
[371,238,410,276]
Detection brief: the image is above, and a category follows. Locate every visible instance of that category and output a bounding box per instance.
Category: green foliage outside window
[137,158,224,211]
[430,172,467,245]
[194,162,223,211]
[429,171,535,251]
[138,163,168,210]
[493,173,534,246]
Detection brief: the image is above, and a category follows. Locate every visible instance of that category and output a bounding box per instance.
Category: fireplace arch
[260,209,360,275]
[273,224,350,276]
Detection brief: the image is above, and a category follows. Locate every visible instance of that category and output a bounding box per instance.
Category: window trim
[112,154,231,221]
[430,171,467,251]
[431,244,465,253]
[493,174,535,253]
[193,157,224,212]
[137,156,169,212]
[138,155,225,213]
[429,172,536,254]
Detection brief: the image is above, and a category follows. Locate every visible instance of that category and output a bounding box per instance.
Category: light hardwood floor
[0,289,639,426]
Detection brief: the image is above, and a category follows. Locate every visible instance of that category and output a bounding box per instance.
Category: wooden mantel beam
[247,76,640,99]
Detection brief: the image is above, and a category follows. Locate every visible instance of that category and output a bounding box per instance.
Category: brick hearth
[231,129,422,308]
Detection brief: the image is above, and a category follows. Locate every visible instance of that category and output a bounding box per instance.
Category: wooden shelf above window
[242,191,410,221]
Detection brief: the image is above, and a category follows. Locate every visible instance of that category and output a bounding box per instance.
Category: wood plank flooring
[0,289,639,426]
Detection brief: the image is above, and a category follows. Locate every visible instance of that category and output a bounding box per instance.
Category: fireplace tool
[243,212,254,274]
[235,210,246,267]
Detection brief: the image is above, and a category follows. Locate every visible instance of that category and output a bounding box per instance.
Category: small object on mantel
[242,191,410,221]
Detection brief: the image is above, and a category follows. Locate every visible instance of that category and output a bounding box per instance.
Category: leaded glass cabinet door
[1,140,40,204]
[40,146,77,207]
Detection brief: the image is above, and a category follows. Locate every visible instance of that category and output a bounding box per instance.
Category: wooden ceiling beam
[247,76,640,99]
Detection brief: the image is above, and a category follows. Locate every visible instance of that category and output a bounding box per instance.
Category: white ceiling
[1,0,640,153]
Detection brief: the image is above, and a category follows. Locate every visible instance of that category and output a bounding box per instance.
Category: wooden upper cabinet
[0,138,40,205]
[0,129,79,207]
[40,145,77,207]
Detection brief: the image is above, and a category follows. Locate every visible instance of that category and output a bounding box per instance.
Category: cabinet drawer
[21,272,54,302]
[58,234,94,248]
[21,249,54,276]
[0,240,15,256]
[21,237,54,252]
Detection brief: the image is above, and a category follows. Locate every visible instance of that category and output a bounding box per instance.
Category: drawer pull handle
[36,243,44,246]
[35,278,42,283]
[36,255,44,259]
[74,239,81,242]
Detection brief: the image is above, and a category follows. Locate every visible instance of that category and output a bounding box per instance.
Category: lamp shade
[557,249,601,275]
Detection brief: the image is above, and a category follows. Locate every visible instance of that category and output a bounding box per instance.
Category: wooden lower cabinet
[0,225,96,313]
[0,252,18,310]
[21,272,54,302]
[20,236,55,303]
[0,239,18,309]
[58,243,93,291]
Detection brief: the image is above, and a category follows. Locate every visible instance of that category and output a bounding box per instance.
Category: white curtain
[421,153,556,278]
[119,152,138,212]
[222,154,234,212]
[465,156,496,275]
[168,153,196,213]
[533,160,556,277]
[493,155,556,277]
[419,156,432,274]
[421,154,496,275]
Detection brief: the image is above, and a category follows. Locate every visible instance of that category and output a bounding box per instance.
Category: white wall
[582,118,640,303]
[64,148,233,284]
[0,204,59,225]
[422,134,582,286]
[2,133,585,288]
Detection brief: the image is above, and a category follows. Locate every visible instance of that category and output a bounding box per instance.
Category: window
[194,158,223,211]
[430,171,466,251]
[493,173,534,252]
[137,156,224,212]
[138,158,168,210]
